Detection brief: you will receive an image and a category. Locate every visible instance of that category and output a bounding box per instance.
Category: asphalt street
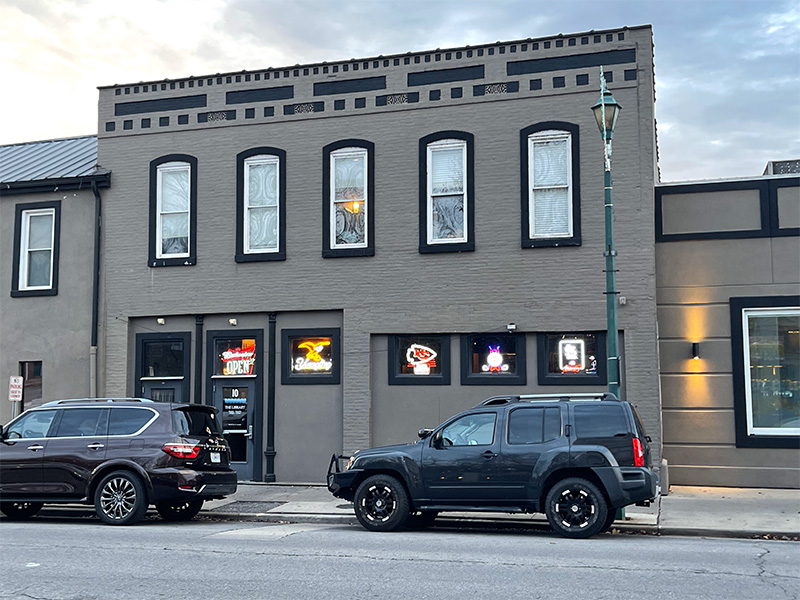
[1,515,798,600]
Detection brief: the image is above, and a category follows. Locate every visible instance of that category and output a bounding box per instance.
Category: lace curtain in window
[333,152,366,246]
[159,168,190,255]
[430,146,465,241]
[246,161,279,251]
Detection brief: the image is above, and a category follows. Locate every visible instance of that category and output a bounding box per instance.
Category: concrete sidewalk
[203,483,800,540]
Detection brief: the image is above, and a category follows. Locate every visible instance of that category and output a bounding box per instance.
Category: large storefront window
[460,333,526,385]
[281,328,341,385]
[388,334,451,385]
[537,332,607,385]
[731,297,800,449]
[743,309,799,436]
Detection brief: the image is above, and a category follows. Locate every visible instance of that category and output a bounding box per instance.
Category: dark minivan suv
[329,393,658,538]
[0,398,237,525]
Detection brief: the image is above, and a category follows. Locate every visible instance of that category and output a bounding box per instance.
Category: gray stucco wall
[656,179,800,488]
[96,26,660,482]
[0,190,96,423]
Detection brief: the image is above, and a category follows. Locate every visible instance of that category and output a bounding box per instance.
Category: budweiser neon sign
[220,339,256,376]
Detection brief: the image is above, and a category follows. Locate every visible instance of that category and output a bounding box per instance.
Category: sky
[0,0,797,182]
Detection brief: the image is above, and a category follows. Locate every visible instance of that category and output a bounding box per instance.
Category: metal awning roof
[0,135,105,184]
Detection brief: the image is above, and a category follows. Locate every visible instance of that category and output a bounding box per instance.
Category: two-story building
[91,25,661,483]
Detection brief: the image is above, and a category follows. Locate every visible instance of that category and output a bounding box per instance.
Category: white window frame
[19,208,55,291]
[528,130,573,239]
[742,307,800,437]
[244,154,281,254]
[427,139,468,245]
[156,161,191,259]
[330,146,369,250]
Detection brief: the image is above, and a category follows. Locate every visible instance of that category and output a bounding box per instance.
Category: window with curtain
[427,139,467,244]
[244,155,280,253]
[528,130,572,238]
[156,162,191,257]
[20,208,55,289]
[331,147,367,248]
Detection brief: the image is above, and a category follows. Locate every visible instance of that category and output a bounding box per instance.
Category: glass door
[214,380,256,479]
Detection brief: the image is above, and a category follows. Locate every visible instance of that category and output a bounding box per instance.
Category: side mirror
[0,424,3,439]
[431,430,443,449]
[418,428,433,439]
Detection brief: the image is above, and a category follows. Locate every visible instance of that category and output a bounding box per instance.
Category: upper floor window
[11,201,60,297]
[520,122,581,248]
[149,155,197,267]
[322,140,374,258]
[236,148,286,262]
[419,131,475,253]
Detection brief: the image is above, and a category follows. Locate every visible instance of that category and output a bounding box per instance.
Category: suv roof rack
[42,398,153,406]
[475,393,619,407]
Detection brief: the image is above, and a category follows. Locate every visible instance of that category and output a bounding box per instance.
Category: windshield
[172,407,223,436]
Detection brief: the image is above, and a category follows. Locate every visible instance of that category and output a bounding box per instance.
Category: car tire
[545,477,608,539]
[0,501,44,519]
[599,508,617,533]
[94,470,148,526]
[353,474,410,532]
[156,498,204,521]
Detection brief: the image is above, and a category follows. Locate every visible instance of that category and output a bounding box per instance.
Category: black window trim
[148,154,198,267]
[11,200,61,297]
[520,121,582,248]
[387,333,451,386]
[730,295,800,449]
[536,331,608,386]
[322,139,375,258]
[134,331,192,404]
[281,327,341,385]
[235,147,287,262]
[460,332,527,386]
[419,130,475,254]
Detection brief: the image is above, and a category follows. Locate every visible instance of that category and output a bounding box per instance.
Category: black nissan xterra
[328,393,658,538]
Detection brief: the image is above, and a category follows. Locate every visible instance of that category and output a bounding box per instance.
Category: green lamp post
[591,67,622,398]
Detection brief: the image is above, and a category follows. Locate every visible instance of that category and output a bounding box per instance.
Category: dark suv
[0,398,237,525]
[328,393,658,538]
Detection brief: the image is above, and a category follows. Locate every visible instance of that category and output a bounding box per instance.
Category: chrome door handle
[87,443,105,450]
[244,425,254,439]
[27,444,44,452]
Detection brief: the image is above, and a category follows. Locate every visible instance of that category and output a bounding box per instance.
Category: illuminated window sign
[389,335,450,385]
[537,332,607,386]
[460,333,527,386]
[281,328,341,385]
[214,338,257,376]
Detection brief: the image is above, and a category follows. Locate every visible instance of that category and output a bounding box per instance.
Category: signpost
[9,375,23,418]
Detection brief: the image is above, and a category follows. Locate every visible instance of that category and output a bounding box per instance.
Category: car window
[4,410,58,439]
[108,407,156,435]
[441,413,496,446]
[172,407,222,436]
[509,407,561,444]
[573,404,628,438]
[53,408,107,437]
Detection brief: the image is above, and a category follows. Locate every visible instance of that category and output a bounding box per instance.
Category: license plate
[210,452,221,463]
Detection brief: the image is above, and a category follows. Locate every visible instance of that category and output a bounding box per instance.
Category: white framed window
[427,139,467,244]
[742,307,800,437]
[244,155,280,254]
[19,208,55,290]
[156,161,191,258]
[330,147,368,249]
[528,130,573,239]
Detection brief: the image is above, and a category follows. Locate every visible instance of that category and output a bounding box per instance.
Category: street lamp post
[591,67,622,398]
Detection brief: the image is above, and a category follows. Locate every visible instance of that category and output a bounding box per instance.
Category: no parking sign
[8,376,23,402]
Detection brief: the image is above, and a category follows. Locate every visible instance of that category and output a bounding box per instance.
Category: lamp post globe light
[591,67,622,398]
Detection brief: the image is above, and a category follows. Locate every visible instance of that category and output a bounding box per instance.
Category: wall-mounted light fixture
[156,318,166,325]
[507,323,517,332]
[228,318,238,326]
[692,342,700,360]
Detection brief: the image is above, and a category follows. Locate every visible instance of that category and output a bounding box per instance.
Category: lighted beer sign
[291,338,334,373]
[558,339,585,373]
[481,345,510,373]
[215,338,256,376]
[406,343,438,375]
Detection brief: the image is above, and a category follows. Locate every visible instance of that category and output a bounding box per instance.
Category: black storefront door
[213,379,256,480]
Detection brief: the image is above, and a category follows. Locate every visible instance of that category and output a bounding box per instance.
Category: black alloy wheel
[156,498,205,521]
[353,474,410,532]
[545,477,608,539]
[94,470,148,526]
[0,501,44,519]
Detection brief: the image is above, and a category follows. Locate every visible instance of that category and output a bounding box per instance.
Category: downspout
[90,181,102,398]
[264,312,277,481]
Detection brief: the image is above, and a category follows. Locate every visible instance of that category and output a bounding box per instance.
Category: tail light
[163,443,200,459]
[632,437,645,467]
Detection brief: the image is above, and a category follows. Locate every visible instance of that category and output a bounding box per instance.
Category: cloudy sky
[1,0,797,182]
